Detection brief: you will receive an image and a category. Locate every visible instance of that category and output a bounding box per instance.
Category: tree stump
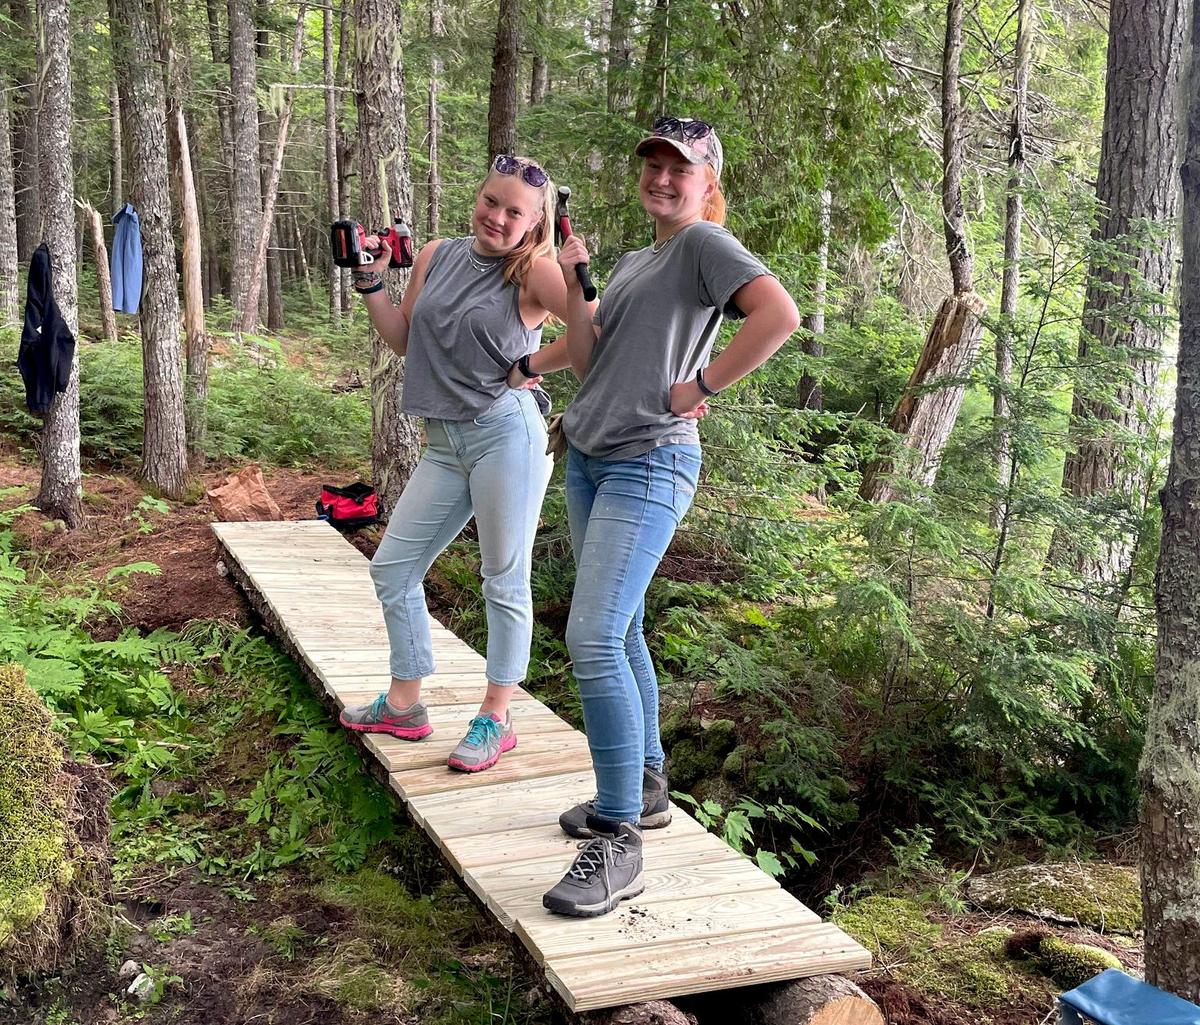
[580,1000,697,1025]
[699,975,883,1025]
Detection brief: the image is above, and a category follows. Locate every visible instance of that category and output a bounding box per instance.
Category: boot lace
[567,835,627,882]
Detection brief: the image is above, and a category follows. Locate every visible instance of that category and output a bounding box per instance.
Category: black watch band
[696,366,720,397]
[517,353,538,379]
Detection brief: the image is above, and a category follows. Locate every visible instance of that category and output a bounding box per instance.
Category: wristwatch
[696,366,720,397]
[517,354,539,379]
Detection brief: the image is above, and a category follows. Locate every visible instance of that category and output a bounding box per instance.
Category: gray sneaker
[542,818,644,917]
[447,711,516,772]
[559,765,671,839]
[339,693,432,740]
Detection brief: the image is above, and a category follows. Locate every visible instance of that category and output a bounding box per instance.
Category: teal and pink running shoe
[447,712,516,772]
[339,694,432,741]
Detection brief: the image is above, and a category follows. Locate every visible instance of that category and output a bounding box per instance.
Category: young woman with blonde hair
[340,155,593,773]
[542,118,800,916]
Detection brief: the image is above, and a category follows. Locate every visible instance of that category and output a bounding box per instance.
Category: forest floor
[0,452,1147,1025]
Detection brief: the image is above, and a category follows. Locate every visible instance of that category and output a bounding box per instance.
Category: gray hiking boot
[339,693,432,741]
[447,711,517,772]
[542,817,644,917]
[559,765,671,839]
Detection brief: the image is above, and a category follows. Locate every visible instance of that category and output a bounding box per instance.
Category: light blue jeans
[370,389,553,685]
[564,442,702,822]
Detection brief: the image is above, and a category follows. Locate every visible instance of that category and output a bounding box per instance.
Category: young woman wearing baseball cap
[542,117,801,917]
[340,155,595,775]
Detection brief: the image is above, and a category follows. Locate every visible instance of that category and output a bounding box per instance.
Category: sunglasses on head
[493,154,549,188]
[651,116,713,141]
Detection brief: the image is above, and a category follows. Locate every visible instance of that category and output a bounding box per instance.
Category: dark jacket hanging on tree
[17,243,76,415]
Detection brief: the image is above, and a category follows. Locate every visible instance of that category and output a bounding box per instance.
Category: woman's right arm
[556,235,601,381]
[356,238,443,358]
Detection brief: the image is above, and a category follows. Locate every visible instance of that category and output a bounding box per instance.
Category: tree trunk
[859,0,984,502]
[633,0,669,127]
[1138,0,1200,999]
[109,80,123,209]
[291,210,311,296]
[324,2,342,325]
[992,0,1034,529]
[175,107,208,470]
[606,0,634,115]
[530,0,548,104]
[112,0,189,500]
[704,975,884,1025]
[81,202,119,343]
[797,187,831,412]
[33,0,82,528]
[354,0,422,515]
[1055,0,1185,579]
[0,83,19,327]
[10,0,40,263]
[227,0,262,326]
[584,1000,696,1025]
[427,0,444,235]
[238,3,306,333]
[487,0,519,160]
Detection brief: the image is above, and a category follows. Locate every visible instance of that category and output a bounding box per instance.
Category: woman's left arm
[669,275,800,416]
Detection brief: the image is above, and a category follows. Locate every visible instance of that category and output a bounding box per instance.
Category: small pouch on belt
[545,413,568,462]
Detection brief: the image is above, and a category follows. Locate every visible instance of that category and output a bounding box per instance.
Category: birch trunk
[112,0,189,499]
[354,0,422,515]
[33,0,82,528]
[0,83,19,327]
[81,202,119,343]
[797,187,830,412]
[175,107,208,469]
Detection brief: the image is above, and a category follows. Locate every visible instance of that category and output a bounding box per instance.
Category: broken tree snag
[860,290,987,503]
[703,974,884,1025]
[579,1000,697,1025]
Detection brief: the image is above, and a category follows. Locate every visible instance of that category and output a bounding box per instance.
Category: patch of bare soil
[5,464,380,633]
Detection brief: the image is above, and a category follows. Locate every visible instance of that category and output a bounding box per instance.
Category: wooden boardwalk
[212,520,871,1012]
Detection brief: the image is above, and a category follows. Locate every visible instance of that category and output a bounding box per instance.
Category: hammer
[555,185,598,301]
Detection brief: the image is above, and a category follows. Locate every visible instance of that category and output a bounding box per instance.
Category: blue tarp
[1060,970,1200,1025]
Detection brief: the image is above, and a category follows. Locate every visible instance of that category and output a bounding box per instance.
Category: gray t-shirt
[403,237,542,420]
[562,220,772,460]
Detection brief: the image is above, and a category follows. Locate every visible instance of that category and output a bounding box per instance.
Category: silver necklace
[651,232,678,255]
[466,241,504,273]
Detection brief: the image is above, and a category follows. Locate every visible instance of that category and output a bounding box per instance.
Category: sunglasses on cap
[493,154,549,188]
[650,116,713,141]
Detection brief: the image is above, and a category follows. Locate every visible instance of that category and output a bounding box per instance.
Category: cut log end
[697,974,883,1025]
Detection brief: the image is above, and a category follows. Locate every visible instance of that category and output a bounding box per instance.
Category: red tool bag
[315,482,379,529]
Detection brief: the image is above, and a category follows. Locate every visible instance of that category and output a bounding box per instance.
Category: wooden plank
[332,685,539,708]
[544,923,873,1012]
[518,886,818,965]
[368,727,585,773]
[395,746,593,798]
[405,770,596,833]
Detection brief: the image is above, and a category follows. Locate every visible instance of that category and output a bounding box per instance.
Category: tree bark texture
[109,80,124,209]
[354,0,422,515]
[175,107,208,469]
[33,0,82,528]
[112,0,190,500]
[797,187,831,411]
[582,1000,696,1025]
[427,0,444,235]
[487,0,519,160]
[1057,0,1185,579]
[324,2,342,324]
[10,0,41,263]
[82,202,119,343]
[0,83,20,326]
[238,4,307,332]
[606,0,634,115]
[993,0,1034,529]
[336,0,354,315]
[859,0,984,502]
[634,0,669,127]
[1138,0,1200,999]
[227,0,263,324]
[530,0,548,105]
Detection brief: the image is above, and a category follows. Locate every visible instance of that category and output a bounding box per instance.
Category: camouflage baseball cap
[635,116,723,179]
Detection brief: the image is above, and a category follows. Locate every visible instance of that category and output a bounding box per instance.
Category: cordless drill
[330,217,414,269]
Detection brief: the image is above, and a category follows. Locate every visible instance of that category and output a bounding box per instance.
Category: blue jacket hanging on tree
[111,202,143,314]
[17,243,76,415]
